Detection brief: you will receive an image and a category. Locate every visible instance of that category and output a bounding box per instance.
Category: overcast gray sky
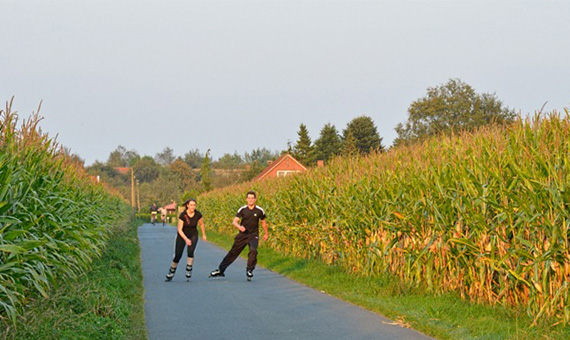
[2,0,569,165]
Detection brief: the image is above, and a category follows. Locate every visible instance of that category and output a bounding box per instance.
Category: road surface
[139,223,433,340]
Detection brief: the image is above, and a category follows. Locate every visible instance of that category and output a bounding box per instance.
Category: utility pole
[130,168,136,216]
[136,179,141,214]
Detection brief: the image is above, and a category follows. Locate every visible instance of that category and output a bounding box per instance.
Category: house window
[277,170,300,177]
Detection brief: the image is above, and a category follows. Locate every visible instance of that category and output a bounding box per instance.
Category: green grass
[206,229,570,340]
[0,219,147,340]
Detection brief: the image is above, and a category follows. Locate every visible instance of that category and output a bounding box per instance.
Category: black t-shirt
[236,205,266,233]
[179,210,203,235]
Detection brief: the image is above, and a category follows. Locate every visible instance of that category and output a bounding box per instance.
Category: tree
[180,188,203,204]
[183,148,204,168]
[170,158,196,192]
[314,123,342,162]
[285,139,293,154]
[140,172,179,210]
[124,150,140,166]
[132,156,160,183]
[238,148,279,182]
[292,123,314,166]
[341,130,358,157]
[240,160,266,182]
[106,145,139,167]
[155,147,176,166]
[107,145,128,167]
[243,148,279,166]
[342,116,383,154]
[200,149,212,192]
[394,78,516,146]
[214,152,243,169]
[86,161,129,187]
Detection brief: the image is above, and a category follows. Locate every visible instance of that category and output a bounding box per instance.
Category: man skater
[209,191,268,281]
[150,203,158,225]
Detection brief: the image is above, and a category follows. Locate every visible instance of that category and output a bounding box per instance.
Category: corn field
[0,99,129,323]
[199,111,570,324]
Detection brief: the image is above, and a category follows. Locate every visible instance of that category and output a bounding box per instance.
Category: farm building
[253,153,307,181]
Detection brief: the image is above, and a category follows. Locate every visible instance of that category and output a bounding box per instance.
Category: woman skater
[165,199,207,282]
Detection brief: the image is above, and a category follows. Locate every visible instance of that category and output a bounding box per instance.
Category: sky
[2,0,569,165]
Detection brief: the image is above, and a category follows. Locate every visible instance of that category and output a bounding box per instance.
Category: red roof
[114,167,131,175]
[253,153,307,181]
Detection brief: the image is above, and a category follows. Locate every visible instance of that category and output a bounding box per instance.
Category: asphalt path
[139,223,433,340]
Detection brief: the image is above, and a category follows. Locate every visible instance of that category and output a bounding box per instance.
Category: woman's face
[187,201,196,211]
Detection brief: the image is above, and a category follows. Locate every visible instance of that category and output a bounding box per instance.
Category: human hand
[263,233,268,241]
[185,239,192,246]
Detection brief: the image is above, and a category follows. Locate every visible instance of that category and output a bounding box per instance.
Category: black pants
[219,232,259,272]
[172,233,198,263]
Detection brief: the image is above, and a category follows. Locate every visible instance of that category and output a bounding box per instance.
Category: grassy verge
[1,219,147,340]
[206,230,570,340]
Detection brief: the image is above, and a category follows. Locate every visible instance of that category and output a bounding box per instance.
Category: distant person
[209,191,268,281]
[150,203,158,225]
[160,207,167,226]
[165,199,207,282]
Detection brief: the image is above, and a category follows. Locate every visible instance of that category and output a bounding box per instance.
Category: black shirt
[179,210,203,235]
[236,205,266,233]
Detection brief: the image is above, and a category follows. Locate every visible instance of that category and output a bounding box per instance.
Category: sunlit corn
[199,110,570,325]
[0,99,129,322]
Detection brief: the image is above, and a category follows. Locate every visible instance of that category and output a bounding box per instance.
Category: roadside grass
[0,219,147,340]
[206,230,570,340]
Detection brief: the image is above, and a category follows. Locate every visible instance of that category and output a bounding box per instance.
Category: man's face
[246,194,256,205]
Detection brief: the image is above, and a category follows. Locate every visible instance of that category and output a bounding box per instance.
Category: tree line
[289,78,514,165]
[86,78,515,211]
[86,147,281,211]
[289,115,384,166]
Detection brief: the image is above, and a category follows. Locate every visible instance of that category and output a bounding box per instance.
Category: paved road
[139,223,433,340]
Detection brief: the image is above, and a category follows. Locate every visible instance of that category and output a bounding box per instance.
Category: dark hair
[183,199,197,209]
[246,191,256,198]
